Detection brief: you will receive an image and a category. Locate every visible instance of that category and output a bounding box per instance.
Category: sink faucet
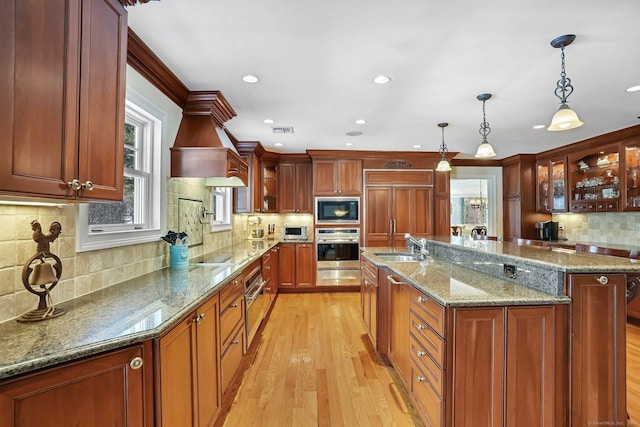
[404,233,429,260]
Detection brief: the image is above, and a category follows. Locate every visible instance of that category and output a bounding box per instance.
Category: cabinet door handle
[129,357,143,370]
[417,296,426,303]
[386,275,403,285]
[82,180,94,191]
[231,339,240,345]
[596,276,609,285]
[67,179,82,191]
[230,303,239,308]
[416,323,426,331]
[416,350,426,357]
[416,376,426,383]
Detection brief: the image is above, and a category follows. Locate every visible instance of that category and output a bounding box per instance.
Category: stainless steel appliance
[283,224,308,240]
[244,263,266,347]
[535,220,558,241]
[316,228,361,286]
[315,197,360,224]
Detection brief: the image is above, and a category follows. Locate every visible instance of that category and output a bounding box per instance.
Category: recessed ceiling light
[354,119,367,125]
[627,85,640,92]
[345,142,354,147]
[242,74,259,83]
[345,131,362,136]
[373,75,391,84]
[263,119,274,124]
[533,124,546,129]
[413,144,423,148]
[274,142,283,147]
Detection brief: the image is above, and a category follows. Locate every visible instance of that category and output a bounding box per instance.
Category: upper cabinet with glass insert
[568,145,620,213]
[623,139,640,211]
[536,157,567,213]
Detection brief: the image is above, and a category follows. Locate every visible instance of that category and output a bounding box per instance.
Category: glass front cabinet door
[624,140,640,210]
[536,158,567,213]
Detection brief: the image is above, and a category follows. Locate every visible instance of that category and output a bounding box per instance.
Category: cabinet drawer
[221,324,245,392]
[361,259,378,282]
[410,311,445,367]
[410,288,445,336]
[220,277,243,310]
[220,295,243,348]
[412,362,444,427]
[410,335,444,398]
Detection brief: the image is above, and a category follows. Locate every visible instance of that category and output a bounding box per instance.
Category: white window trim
[76,87,167,252]
[209,187,232,233]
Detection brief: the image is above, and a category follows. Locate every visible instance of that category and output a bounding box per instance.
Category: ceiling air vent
[271,126,294,134]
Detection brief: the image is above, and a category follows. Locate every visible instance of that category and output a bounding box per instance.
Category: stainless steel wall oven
[316,228,361,286]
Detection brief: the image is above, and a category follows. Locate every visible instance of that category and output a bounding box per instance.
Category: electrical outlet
[503,264,517,279]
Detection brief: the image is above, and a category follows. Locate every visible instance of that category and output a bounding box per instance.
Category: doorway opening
[450,178,493,237]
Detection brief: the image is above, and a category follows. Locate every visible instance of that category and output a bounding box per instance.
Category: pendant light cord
[479,100,491,141]
[555,45,574,103]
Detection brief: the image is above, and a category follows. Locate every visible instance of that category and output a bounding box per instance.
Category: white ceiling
[127,0,640,160]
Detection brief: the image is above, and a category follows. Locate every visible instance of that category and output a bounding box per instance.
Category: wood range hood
[171,91,249,187]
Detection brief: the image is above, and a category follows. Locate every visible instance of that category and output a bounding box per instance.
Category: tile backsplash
[554,212,640,246]
[0,177,314,323]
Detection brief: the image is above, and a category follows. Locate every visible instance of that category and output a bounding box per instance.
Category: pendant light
[548,34,584,131]
[435,122,452,172]
[474,93,496,158]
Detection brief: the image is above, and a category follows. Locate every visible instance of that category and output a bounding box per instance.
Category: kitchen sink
[373,253,422,262]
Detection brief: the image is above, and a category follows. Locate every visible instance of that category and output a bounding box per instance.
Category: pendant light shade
[548,34,583,131]
[474,93,496,158]
[435,122,452,172]
[548,103,584,131]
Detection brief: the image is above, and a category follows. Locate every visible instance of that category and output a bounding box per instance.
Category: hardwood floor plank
[222,293,420,426]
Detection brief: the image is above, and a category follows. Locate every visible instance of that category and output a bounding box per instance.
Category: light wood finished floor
[223,293,422,427]
[628,322,640,423]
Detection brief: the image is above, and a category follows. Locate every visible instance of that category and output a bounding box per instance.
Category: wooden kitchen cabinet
[0,343,151,426]
[365,186,433,247]
[621,138,640,210]
[313,159,362,196]
[0,0,127,201]
[157,294,221,427]
[278,243,315,289]
[261,159,279,213]
[536,157,568,213]
[360,258,379,346]
[279,159,312,213]
[568,144,621,214]
[364,170,434,246]
[262,246,280,310]
[568,273,627,426]
[502,154,546,241]
[387,273,411,386]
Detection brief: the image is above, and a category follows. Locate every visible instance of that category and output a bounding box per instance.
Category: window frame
[209,187,232,232]
[77,87,166,252]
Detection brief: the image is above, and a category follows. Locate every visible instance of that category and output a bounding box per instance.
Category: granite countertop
[0,240,278,381]
[430,236,640,273]
[362,248,571,307]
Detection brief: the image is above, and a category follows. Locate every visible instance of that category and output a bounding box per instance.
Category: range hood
[171,91,249,187]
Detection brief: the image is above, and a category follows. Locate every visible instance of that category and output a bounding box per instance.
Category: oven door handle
[246,280,266,306]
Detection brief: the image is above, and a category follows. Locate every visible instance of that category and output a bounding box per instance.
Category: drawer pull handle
[386,275,403,285]
[230,303,239,308]
[416,376,426,383]
[597,276,609,285]
[129,357,143,370]
[231,339,240,345]
[416,324,426,331]
[416,350,426,357]
[417,296,426,303]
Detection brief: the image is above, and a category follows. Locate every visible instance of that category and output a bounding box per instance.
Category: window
[77,88,165,251]
[209,187,232,232]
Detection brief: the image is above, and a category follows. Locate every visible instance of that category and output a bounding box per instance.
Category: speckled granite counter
[0,240,278,381]
[362,248,571,307]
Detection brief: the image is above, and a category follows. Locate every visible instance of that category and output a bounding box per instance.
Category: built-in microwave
[315,197,360,224]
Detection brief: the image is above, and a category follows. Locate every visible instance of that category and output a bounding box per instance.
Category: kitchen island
[361,237,640,427]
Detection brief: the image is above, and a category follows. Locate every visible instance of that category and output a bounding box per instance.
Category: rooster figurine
[31,220,62,254]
